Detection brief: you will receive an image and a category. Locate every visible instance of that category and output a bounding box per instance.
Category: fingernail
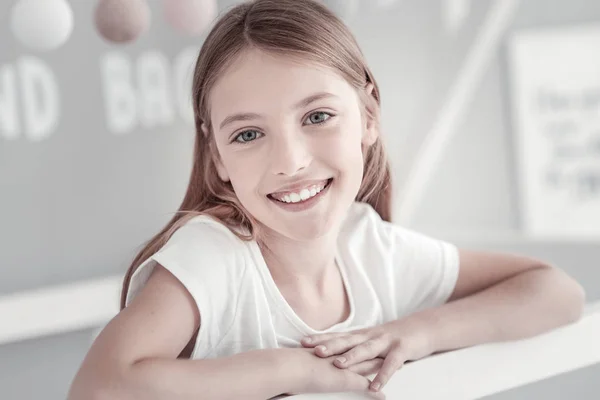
[303,337,312,343]
[371,382,381,391]
[317,345,328,355]
[335,357,346,364]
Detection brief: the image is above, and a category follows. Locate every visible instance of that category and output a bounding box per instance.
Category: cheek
[221,149,251,177]
[228,176,263,214]
[328,121,366,167]
[327,142,363,170]
[221,153,264,199]
[339,123,368,188]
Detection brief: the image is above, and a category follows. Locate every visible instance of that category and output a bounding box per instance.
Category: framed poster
[508,25,600,240]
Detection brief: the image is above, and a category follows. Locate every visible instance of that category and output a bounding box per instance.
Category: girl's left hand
[301,317,434,392]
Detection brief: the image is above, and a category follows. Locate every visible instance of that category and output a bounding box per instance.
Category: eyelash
[231,111,335,144]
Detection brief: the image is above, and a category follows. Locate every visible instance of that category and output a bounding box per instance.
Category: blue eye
[305,111,332,125]
[234,130,262,143]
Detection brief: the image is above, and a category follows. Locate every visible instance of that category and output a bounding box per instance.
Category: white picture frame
[507,24,600,240]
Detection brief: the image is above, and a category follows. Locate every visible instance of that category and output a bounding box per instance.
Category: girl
[69,0,585,399]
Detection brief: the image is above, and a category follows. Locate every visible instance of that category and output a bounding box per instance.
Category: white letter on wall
[137,51,174,128]
[19,57,60,142]
[0,64,20,140]
[173,47,198,125]
[100,52,137,135]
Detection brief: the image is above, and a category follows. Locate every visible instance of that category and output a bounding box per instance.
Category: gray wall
[0,0,598,399]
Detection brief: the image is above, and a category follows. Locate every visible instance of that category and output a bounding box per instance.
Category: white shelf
[0,275,598,399]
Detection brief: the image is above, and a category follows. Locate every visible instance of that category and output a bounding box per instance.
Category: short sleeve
[125,216,246,358]
[343,202,459,319]
[387,225,460,316]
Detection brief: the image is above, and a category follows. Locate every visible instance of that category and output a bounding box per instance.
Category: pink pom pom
[163,0,218,36]
[95,0,151,44]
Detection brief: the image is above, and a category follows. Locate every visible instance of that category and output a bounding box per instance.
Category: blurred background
[0,0,599,399]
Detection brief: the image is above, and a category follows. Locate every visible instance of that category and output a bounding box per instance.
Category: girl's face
[208,49,377,241]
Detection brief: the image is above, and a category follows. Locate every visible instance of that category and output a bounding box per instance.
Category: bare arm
[67,265,302,400]
[101,348,298,400]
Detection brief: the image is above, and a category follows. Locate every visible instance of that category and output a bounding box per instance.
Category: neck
[258,227,340,290]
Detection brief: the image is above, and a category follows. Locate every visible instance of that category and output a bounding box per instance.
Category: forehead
[209,49,357,120]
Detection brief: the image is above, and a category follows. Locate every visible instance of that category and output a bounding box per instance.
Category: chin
[281,220,335,241]
[257,210,338,242]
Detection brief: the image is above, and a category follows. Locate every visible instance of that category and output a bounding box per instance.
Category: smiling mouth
[268,178,333,204]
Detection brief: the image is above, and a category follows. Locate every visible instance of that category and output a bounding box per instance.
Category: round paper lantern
[10,0,74,51]
[163,0,218,36]
[95,0,151,44]
[320,0,359,22]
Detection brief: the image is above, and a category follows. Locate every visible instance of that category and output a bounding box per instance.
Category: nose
[270,130,312,176]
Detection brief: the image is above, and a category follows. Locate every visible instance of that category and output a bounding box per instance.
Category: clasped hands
[301,316,433,392]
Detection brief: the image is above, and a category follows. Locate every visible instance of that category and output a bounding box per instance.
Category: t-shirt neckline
[249,240,356,335]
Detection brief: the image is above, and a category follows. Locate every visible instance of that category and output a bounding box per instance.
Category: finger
[314,333,371,358]
[335,338,387,368]
[360,388,386,400]
[370,349,406,392]
[357,378,386,400]
[368,390,386,400]
[347,357,384,376]
[301,332,346,347]
[342,372,385,399]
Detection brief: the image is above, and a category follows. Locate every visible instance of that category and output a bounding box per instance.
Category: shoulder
[339,202,458,271]
[151,215,249,290]
[341,202,451,248]
[342,201,381,227]
[340,202,393,246]
[127,215,256,358]
[166,214,244,249]
[127,214,252,321]
[159,214,248,259]
[339,203,459,315]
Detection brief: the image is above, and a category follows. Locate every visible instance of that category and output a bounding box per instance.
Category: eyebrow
[294,92,336,110]
[219,112,261,130]
[218,92,337,130]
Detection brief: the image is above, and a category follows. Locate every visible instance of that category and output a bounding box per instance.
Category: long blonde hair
[120,0,392,309]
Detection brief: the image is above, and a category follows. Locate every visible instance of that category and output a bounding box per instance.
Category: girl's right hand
[285,347,386,399]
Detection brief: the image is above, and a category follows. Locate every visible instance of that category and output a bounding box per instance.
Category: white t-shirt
[125,202,459,359]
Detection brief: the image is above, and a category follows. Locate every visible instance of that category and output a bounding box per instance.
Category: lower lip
[268,179,332,212]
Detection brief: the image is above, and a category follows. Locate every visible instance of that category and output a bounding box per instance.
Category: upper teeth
[272,181,328,203]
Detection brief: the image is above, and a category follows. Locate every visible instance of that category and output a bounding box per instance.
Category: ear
[361,83,379,147]
[202,122,230,182]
